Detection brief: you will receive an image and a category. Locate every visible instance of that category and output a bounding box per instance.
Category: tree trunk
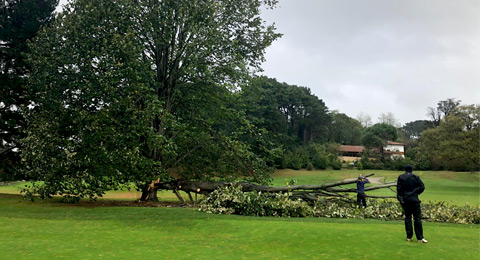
[140,181,159,202]
[139,173,398,203]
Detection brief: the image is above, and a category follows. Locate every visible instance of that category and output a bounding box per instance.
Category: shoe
[406,238,412,242]
[418,238,428,243]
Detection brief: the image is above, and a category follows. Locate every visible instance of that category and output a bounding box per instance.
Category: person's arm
[396,176,404,203]
[416,176,425,195]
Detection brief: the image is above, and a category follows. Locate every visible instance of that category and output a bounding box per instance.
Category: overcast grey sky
[56,0,480,125]
[260,0,480,125]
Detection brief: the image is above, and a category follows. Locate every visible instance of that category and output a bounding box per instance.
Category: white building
[384,141,405,158]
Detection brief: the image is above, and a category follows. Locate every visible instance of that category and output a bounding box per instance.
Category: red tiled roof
[387,141,405,146]
[338,145,365,153]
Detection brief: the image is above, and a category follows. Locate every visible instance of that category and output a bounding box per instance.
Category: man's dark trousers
[402,202,424,240]
[357,193,366,207]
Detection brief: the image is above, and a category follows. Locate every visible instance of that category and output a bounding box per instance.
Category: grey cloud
[260,0,480,125]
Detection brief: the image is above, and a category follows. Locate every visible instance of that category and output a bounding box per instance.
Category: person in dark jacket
[397,165,428,243]
[356,174,370,207]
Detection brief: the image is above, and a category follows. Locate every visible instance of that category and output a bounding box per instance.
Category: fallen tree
[140,173,397,203]
[199,184,480,224]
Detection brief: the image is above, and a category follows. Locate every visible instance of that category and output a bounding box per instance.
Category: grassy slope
[0,194,478,260]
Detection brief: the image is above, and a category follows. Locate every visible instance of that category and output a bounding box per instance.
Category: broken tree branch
[326,182,397,193]
[141,173,397,203]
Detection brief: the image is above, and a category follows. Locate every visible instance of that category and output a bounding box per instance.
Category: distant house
[384,141,405,158]
[338,141,405,162]
[338,145,364,162]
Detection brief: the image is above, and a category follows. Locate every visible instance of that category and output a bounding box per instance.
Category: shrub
[422,201,480,224]
[314,198,403,221]
[369,161,385,170]
[199,185,313,217]
[289,155,303,170]
[345,161,355,169]
[330,159,342,170]
[359,156,371,169]
[312,153,328,169]
[314,199,479,224]
[355,161,364,170]
[414,154,432,170]
[383,157,413,171]
[306,162,314,171]
[282,149,309,170]
[200,187,480,224]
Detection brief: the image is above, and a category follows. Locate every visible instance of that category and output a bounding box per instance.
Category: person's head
[405,164,413,173]
[358,174,364,180]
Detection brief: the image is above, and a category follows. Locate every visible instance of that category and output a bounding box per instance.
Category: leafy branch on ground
[199,185,480,224]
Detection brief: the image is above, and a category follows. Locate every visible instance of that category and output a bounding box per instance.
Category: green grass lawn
[0,193,478,260]
[0,181,194,202]
[0,169,478,259]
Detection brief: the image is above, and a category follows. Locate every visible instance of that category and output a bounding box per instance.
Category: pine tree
[0,0,58,180]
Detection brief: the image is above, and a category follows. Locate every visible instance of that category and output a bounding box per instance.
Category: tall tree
[242,77,330,148]
[356,112,373,128]
[426,107,441,127]
[377,112,400,127]
[328,111,362,145]
[455,104,480,131]
[294,86,330,144]
[0,0,58,180]
[437,98,461,117]
[427,98,461,127]
[23,0,280,200]
[401,120,434,139]
[418,110,479,171]
[241,77,290,146]
[361,123,398,161]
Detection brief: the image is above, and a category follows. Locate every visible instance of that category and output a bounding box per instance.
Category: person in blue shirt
[356,174,370,207]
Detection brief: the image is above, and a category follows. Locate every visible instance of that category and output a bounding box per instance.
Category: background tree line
[0,0,477,200]
[241,77,479,172]
[406,99,479,171]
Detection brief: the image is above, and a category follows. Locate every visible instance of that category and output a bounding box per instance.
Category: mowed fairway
[0,169,478,260]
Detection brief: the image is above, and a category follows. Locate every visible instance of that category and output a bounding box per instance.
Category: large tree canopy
[0,0,58,180]
[361,123,398,149]
[361,123,398,161]
[328,111,362,145]
[401,120,434,140]
[427,98,461,127]
[419,105,479,171]
[22,0,280,200]
[242,76,331,149]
